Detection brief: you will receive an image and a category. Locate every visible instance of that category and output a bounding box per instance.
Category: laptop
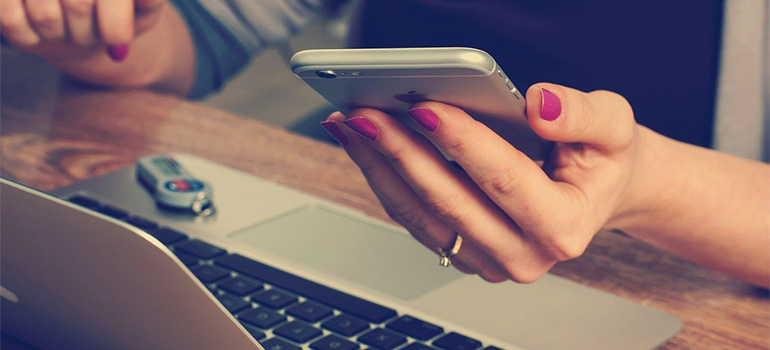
[0,154,681,350]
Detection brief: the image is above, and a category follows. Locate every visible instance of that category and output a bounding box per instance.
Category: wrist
[604,125,667,233]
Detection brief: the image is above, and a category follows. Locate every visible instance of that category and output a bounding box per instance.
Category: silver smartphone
[290,47,549,159]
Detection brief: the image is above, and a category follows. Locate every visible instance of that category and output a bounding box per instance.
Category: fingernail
[342,117,378,141]
[540,88,562,121]
[320,121,349,146]
[107,44,130,62]
[407,108,439,132]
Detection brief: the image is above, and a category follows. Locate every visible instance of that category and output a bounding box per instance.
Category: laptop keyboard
[67,195,503,350]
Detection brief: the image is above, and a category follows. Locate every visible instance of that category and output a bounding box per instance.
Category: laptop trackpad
[228,205,463,300]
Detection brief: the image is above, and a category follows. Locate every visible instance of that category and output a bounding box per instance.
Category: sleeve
[169,0,326,99]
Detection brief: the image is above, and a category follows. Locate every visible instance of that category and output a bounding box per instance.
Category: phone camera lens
[316,70,337,79]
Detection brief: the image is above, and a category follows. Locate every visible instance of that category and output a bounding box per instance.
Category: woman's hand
[1,0,167,61]
[1,0,194,94]
[321,83,644,283]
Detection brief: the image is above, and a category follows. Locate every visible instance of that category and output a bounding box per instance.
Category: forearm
[44,4,194,95]
[621,126,770,287]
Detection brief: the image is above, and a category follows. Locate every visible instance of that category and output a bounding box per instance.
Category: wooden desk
[1,54,768,350]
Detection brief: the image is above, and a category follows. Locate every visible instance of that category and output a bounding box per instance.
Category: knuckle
[501,263,544,284]
[385,202,431,234]
[382,143,411,166]
[29,5,61,26]
[62,0,95,17]
[478,166,522,198]
[540,233,588,261]
[423,193,466,226]
[440,134,469,158]
[355,159,383,180]
[380,202,401,223]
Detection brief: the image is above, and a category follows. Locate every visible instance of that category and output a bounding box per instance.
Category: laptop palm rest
[228,205,463,300]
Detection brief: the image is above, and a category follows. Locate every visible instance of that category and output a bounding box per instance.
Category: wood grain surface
[1,55,768,350]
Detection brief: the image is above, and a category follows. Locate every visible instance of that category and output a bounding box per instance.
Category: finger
[61,0,97,46]
[323,112,508,282]
[342,109,555,282]
[405,102,582,253]
[525,83,636,152]
[24,0,66,41]
[0,0,41,46]
[95,0,133,45]
[323,112,472,277]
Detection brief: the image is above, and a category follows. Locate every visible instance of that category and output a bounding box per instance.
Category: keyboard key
[261,338,301,350]
[69,195,100,209]
[251,289,297,309]
[239,307,286,329]
[177,239,226,259]
[191,265,231,283]
[274,321,323,343]
[216,254,397,322]
[174,251,200,267]
[98,205,129,220]
[125,216,159,230]
[218,276,263,296]
[311,335,359,350]
[386,315,443,341]
[321,314,370,337]
[216,293,250,313]
[147,227,187,245]
[402,343,438,350]
[433,332,482,350]
[240,322,266,340]
[358,328,407,350]
[286,301,333,322]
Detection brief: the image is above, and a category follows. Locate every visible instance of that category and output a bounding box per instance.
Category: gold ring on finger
[438,233,463,267]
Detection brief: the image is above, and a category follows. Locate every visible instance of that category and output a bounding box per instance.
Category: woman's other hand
[322,83,644,283]
[1,0,167,61]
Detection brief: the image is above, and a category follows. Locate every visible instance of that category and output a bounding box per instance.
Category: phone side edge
[290,48,497,75]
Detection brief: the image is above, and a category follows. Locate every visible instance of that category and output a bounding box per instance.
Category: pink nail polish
[408,108,439,132]
[107,44,130,62]
[540,88,562,121]
[320,121,349,146]
[342,117,378,141]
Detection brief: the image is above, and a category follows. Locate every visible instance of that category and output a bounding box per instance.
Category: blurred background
[200,7,350,141]
[202,10,348,129]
